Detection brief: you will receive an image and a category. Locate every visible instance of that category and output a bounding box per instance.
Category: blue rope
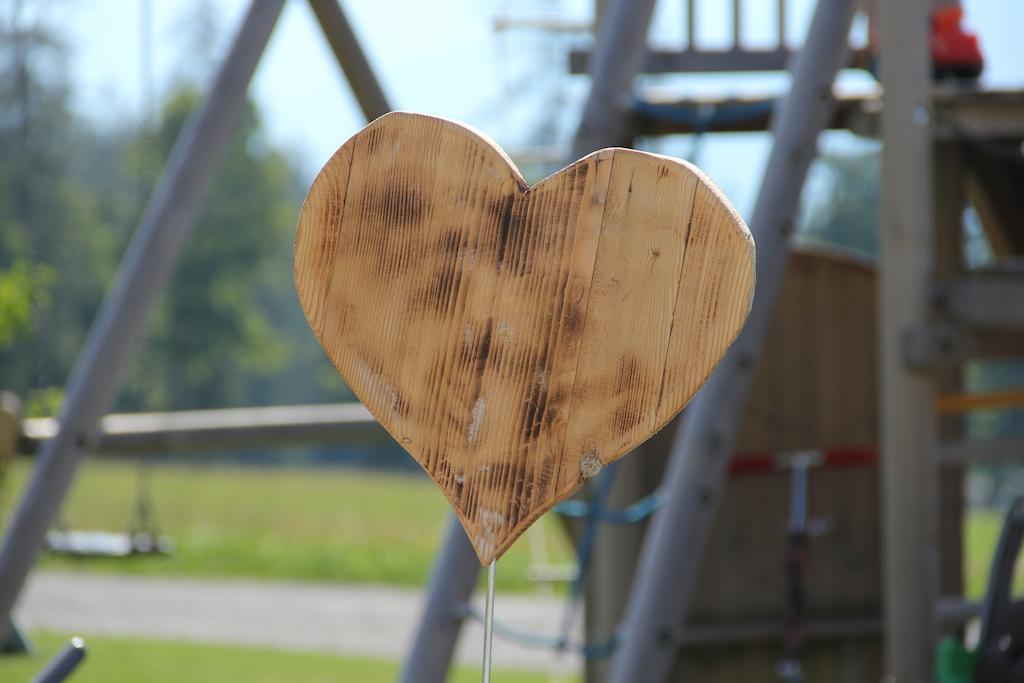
[567,460,620,599]
[458,603,570,650]
[458,463,651,661]
[554,487,666,524]
[457,603,621,661]
[581,632,619,661]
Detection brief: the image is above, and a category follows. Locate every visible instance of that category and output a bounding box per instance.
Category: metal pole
[569,0,659,159]
[307,0,391,121]
[879,0,938,679]
[607,1,858,681]
[30,637,86,683]
[0,0,285,633]
[400,517,481,683]
[481,560,496,683]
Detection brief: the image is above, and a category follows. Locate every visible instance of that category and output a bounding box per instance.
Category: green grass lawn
[0,458,1017,598]
[0,631,563,683]
[1,459,573,591]
[964,506,1024,599]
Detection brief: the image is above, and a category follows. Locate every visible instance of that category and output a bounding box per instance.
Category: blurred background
[1,0,1023,681]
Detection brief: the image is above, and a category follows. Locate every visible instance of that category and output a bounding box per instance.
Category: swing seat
[44,529,172,558]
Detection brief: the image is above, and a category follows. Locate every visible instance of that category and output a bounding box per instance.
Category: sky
[31,0,1024,217]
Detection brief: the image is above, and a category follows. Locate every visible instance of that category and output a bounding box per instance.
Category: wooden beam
[569,47,874,75]
[630,87,1024,139]
[632,90,877,136]
[933,87,1024,139]
[307,0,391,121]
[676,598,977,647]
[933,137,966,608]
[940,273,1024,329]
[938,437,1024,465]
[570,48,792,75]
[20,403,384,455]
[879,0,939,680]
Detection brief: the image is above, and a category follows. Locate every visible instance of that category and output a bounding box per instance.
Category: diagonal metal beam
[0,0,286,634]
[607,0,859,680]
[398,517,480,683]
[307,0,391,121]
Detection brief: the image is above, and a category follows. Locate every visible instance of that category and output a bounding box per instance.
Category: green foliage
[964,507,1024,599]
[0,631,560,683]
[800,148,880,256]
[0,260,51,347]
[24,385,62,418]
[0,13,349,414]
[0,18,116,402]
[125,88,342,410]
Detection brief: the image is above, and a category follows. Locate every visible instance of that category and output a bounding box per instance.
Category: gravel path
[14,570,582,673]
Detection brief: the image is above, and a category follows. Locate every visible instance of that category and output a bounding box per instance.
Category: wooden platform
[631,86,1024,139]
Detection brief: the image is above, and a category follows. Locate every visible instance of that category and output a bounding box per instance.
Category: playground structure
[1,0,1023,682]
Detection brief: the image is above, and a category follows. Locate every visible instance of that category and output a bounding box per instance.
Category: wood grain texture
[294,112,754,563]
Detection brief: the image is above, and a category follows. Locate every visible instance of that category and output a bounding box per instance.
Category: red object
[728,447,877,476]
[931,7,984,79]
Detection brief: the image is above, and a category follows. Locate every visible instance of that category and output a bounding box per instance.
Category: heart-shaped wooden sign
[295,112,754,564]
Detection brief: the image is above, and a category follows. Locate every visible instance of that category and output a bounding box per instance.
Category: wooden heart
[295,112,754,564]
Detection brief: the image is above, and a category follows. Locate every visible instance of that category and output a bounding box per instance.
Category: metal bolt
[913,104,931,126]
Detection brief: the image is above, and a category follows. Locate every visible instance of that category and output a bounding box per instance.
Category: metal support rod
[400,517,482,683]
[481,560,496,683]
[777,0,787,48]
[779,456,811,683]
[0,0,285,634]
[687,0,696,49]
[732,0,742,48]
[307,0,391,121]
[879,0,939,680]
[569,0,659,158]
[607,1,858,681]
[30,637,86,683]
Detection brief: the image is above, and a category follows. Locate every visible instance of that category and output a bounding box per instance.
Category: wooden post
[879,1,939,681]
[307,0,391,122]
[934,141,965,602]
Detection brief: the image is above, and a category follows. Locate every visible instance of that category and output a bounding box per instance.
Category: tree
[0,10,117,415]
[130,88,351,410]
[0,8,352,417]
[799,148,880,256]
